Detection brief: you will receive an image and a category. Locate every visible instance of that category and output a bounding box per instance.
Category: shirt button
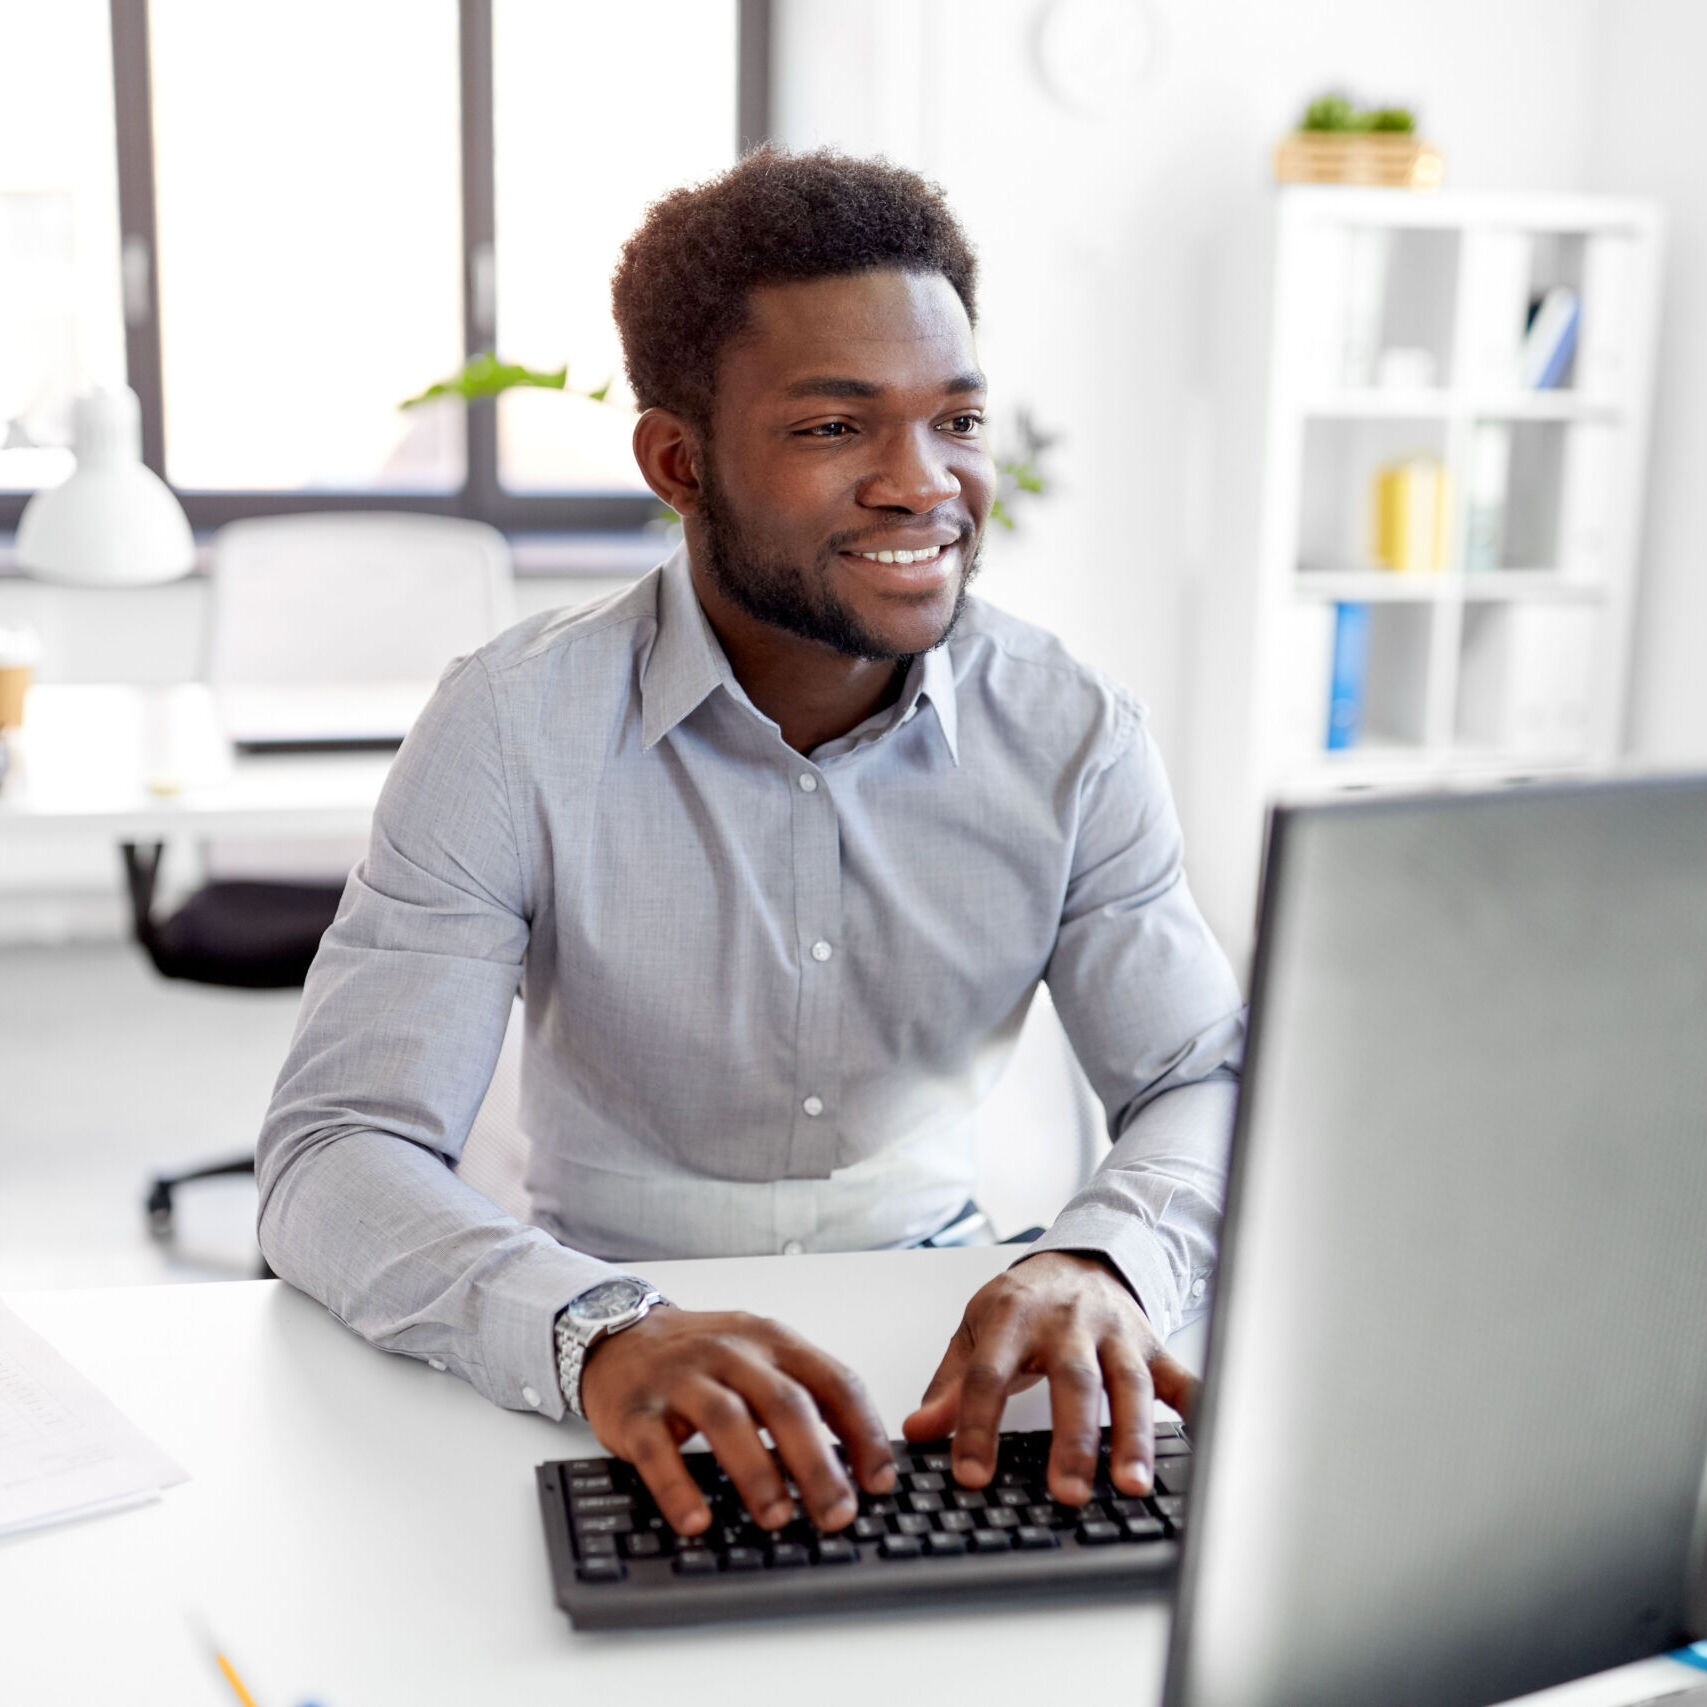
[1190,1279,1207,1299]
[428,1357,447,1372]
[810,939,833,962]
[521,1385,542,1409]
[782,1239,805,1256]
[802,1095,824,1118]
[797,773,818,793]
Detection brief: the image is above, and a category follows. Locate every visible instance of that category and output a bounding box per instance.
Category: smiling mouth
[848,543,946,566]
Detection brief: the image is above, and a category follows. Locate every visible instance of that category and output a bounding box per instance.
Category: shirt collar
[640,545,731,751]
[639,542,961,766]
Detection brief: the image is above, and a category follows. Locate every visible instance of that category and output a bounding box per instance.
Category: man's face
[694,269,996,662]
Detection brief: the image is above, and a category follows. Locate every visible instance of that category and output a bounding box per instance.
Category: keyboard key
[576,1512,634,1536]
[908,1471,946,1492]
[852,1515,887,1541]
[1154,1458,1192,1493]
[1153,1494,1187,1525]
[920,1453,953,1473]
[950,1488,987,1511]
[578,1533,618,1557]
[866,1496,900,1517]
[926,1532,969,1556]
[769,1542,811,1568]
[969,1528,1013,1553]
[569,1473,614,1495]
[937,1509,975,1533]
[879,1534,923,1560]
[723,1547,765,1572]
[994,1470,1031,1488]
[815,1538,858,1565]
[1016,1526,1059,1550]
[1121,1514,1168,1542]
[983,1507,1020,1529]
[572,1492,636,1515]
[993,1488,1031,1508]
[576,1556,624,1583]
[1076,1520,1122,1546]
[621,1532,664,1559]
[672,1549,717,1575]
[1155,1433,1190,1456]
[906,1491,945,1514]
[1112,1498,1151,1520]
[895,1512,932,1537]
[1024,1505,1056,1527]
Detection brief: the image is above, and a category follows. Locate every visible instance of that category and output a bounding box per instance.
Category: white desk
[0,682,393,844]
[1,1249,1696,1707]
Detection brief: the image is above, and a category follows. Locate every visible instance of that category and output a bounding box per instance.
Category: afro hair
[611,148,978,429]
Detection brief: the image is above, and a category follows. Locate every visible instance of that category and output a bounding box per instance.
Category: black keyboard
[537,1424,1190,1628]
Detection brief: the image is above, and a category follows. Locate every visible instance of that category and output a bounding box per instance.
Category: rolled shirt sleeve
[255,653,625,1418]
[1029,693,1247,1339]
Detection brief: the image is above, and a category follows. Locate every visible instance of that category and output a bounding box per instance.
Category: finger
[949,1315,1028,1488]
[771,1337,897,1498]
[675,1377,796,1531]
[902,1335,969,1445]
[719,1359,857,1531]
[1100,1338,1156,1496]
[1044,1335,1106,1505]
[1148,1349,1200,1425]
[624,1417,713,1537]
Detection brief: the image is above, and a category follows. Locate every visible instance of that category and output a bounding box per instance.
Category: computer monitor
[1165,777,1707,1707]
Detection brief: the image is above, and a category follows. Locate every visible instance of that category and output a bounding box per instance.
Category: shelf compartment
[1455,603,1600,756]
[1298,417,1450,573]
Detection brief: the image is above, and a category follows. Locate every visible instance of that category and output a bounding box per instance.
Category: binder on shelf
[1458,229,1532,390]
[1464,424,1511,573]
[1521,286,1581,389]
[1576,236,1636,397]
[1372,457,1450,571]
[1327,602,1372,750]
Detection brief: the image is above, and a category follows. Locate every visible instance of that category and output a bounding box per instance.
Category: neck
[687,552,905,755]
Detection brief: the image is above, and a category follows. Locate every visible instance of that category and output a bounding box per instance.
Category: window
[492,1,737,496]
[0,1,125,494]
[0,0,770,534]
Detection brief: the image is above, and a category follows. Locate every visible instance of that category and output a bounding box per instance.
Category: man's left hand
[901,1251,1197,1505]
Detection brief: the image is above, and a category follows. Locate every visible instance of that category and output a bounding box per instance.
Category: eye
[943,413,984,436]
[798,420,855,438]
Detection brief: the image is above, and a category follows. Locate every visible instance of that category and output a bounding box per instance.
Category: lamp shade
[15,388,194,587]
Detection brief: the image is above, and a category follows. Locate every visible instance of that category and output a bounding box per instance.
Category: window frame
[0,0,770,534]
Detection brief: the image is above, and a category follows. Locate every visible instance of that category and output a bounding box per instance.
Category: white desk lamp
[15,386,194,587]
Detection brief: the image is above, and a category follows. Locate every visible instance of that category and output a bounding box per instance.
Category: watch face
[572,1277,647,1325]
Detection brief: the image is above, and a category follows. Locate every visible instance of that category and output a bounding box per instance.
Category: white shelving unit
[1185,187,1664,969]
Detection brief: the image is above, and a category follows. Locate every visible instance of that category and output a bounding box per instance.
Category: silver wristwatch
[554,1276,670,1419]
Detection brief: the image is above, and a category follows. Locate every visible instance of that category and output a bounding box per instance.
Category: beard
[696,452,981,664]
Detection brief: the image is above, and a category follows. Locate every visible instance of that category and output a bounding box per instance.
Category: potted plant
[1274,94,1444,189]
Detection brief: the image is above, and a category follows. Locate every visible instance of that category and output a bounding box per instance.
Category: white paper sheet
[0,1300,186,1537]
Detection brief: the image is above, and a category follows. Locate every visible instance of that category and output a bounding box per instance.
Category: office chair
[136,513,513,1236]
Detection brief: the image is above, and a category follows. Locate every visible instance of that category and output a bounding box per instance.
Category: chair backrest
[205,512,514,685]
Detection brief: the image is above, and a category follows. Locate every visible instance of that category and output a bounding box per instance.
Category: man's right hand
[578,1307,897,1537]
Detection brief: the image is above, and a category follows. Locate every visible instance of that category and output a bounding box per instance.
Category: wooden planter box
[1274,132,1444,189]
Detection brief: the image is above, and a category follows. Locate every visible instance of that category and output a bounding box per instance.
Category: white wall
[1580,1,1707,764]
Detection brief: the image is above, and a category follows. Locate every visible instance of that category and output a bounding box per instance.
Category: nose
[858,425,962,513]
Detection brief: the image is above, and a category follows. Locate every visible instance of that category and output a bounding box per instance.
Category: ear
[632,408,708,517]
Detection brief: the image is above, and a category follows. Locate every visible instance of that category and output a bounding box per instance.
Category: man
[257,149,1244,1545]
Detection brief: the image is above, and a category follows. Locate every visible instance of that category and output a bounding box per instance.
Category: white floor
[0,942,302,1289]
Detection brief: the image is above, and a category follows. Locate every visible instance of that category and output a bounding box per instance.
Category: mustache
[823,515,979,556]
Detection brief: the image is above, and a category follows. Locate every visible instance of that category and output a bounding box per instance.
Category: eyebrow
[781,371,988,401]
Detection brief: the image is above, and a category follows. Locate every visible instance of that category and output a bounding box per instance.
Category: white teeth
[857,544,943,565]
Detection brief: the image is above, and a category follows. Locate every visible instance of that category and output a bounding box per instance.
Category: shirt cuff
[475,1233,629,1422]
[1017,1206,1187,1340]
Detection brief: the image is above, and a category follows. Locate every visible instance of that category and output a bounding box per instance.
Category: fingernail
[872,1463,897,1491]
[824,1494,857,1527]
[1134,1462,1153,1494]
[763,1499,794,1529]
[1061,1476,1090,1504]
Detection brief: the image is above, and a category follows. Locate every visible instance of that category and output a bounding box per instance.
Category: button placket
[786,760,844,1177]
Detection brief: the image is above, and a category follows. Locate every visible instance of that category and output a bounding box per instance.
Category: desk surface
[0,683,393,841]
[1,1249,1693,1707]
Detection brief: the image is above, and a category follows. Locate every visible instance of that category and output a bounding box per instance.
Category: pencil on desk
[215,1649,260,1707]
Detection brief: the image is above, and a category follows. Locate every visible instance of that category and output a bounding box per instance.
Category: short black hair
[611,147,979,429]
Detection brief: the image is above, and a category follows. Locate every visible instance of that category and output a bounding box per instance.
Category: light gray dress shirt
[256,546,1245,1420]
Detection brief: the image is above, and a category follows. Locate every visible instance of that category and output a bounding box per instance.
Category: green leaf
[1301,93,1357,132]
[587,379,612,403]
[400,353,568,410]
